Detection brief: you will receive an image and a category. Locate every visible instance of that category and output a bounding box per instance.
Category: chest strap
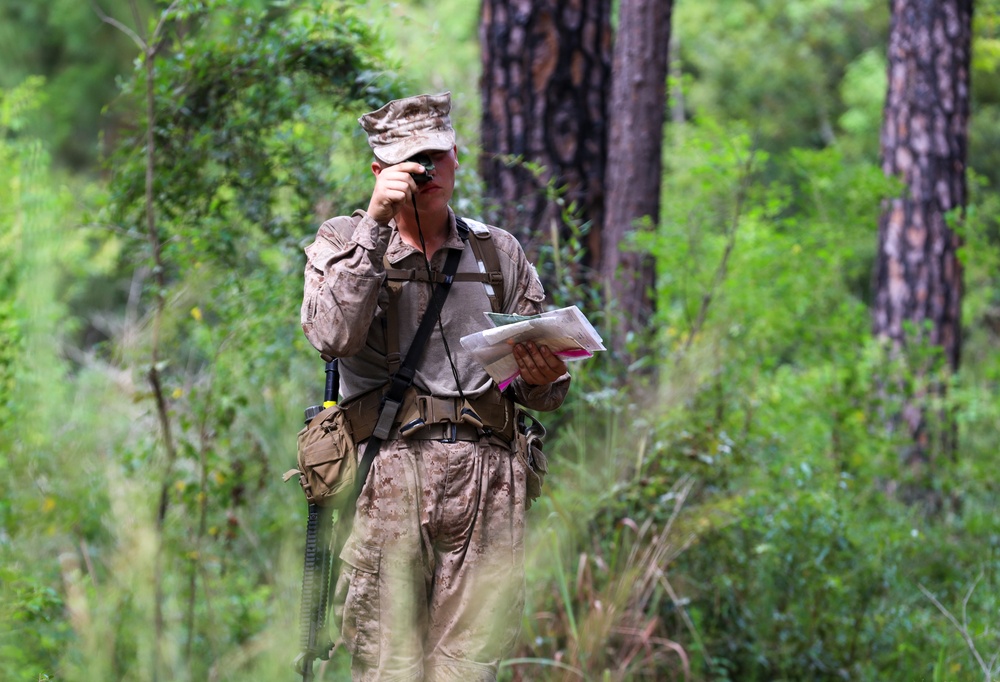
[384,269,496,285]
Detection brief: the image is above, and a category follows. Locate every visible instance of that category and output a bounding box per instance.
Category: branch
[128,0,145,40]
[918,581,991,679]
[91,0,181,56]
[89,0,147,51]
[150,1,183,54]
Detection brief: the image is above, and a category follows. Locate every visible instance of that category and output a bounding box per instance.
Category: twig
[149,1,182,54]
[961,573,982,643]
[918,581,991,679]
[185,361,219,666]
[128,0,144,41]
[90,0,146,50]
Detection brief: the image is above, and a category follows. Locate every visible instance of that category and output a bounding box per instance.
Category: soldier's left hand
[513,342,567,386]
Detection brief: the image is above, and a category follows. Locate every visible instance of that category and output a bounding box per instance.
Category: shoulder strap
[457,217,505,314]
[382,263,403,377]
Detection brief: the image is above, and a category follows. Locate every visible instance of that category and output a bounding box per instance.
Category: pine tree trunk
[873,0,971,467]
[601,0,673,357]
[479,0,612,288]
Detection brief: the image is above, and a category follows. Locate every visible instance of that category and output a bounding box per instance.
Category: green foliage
[107,0,399,264]
[675,0,889,152]
[3,2,405,679]
[0,0,153,169]
[971,6,1000,191]
[358,0,482,125]
[511,115,1000,681]
[58,2,406,678]
[0,78,89,681]
[0,567,68,681]
[837,48,886,163]
[3,1,1000,681]
[0,78,45,438]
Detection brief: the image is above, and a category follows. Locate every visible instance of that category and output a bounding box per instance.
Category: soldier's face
[411,147,458,213]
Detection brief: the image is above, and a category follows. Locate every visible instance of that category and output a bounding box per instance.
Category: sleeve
[301,210,392,358]
[502,240,571,412]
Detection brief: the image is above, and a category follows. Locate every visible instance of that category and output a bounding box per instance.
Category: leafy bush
[510,117,1000,681]
[2,2,404,679]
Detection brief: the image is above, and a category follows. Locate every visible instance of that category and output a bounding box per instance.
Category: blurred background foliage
[1,0,999,681]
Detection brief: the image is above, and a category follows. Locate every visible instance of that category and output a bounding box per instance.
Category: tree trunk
[479,0,612,289]
[873,0,971,466]
[601,0,673,358]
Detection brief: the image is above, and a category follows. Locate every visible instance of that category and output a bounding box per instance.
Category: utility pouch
[284,404,357,507]
[514,411,548,509]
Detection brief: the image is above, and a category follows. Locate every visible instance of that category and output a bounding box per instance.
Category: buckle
[438,423,459,444]
[459,407,484,428]
[398,418,426,437]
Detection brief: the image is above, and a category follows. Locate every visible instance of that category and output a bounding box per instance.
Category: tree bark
[601,0,673,357]
[479,0,612,287]
[873,0,971,464]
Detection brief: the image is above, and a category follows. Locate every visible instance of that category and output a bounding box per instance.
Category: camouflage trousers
[333,437,528,682]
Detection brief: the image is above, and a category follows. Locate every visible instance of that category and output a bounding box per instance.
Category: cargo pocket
[339,539,381,668]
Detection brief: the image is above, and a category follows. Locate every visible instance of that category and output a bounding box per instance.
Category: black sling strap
[352,223,469,499]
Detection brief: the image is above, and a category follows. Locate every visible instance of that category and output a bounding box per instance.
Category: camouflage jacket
[301,207,569,412]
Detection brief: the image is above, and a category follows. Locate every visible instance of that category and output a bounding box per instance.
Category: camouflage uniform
[301,94,569,681]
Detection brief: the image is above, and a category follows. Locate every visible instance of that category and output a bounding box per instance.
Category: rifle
[294,360,339,681]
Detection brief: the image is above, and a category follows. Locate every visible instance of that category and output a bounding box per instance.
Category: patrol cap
[358,92,456,166]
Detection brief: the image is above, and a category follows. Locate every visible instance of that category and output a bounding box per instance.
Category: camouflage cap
[358,92,456,166]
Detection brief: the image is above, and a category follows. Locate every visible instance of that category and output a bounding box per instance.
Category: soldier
[301,92,570,682]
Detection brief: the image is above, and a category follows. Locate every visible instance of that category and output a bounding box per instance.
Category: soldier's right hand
[366,162,427,223]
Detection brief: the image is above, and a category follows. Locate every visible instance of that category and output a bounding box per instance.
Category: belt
[393,422,484,443]
[371,422,513,448]
[343,387,515,444]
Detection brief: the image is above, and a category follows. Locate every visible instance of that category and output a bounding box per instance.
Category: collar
[384,206,466,266]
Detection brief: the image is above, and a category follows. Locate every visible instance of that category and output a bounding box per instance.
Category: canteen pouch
[514,411,548,509]
[284,404,357,507]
